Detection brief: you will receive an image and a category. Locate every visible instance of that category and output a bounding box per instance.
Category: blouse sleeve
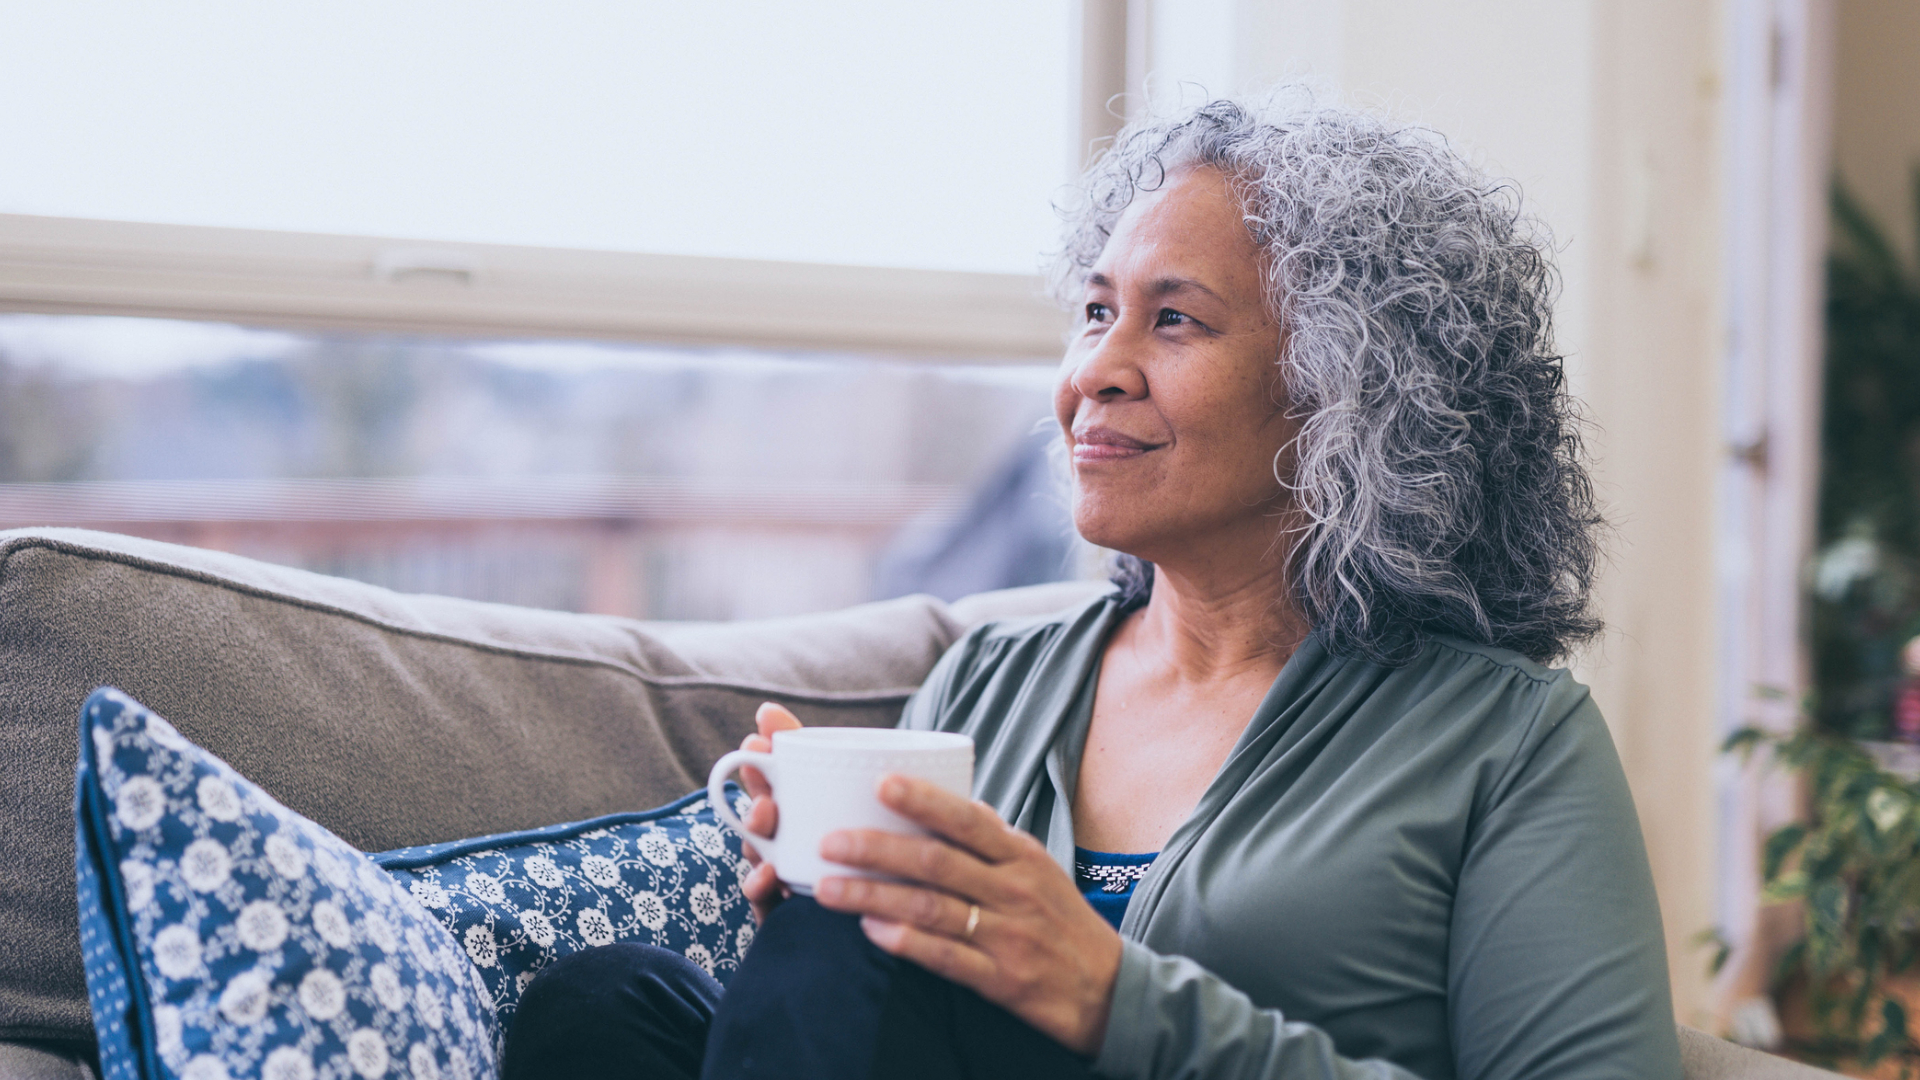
[1092,691,1681,1080]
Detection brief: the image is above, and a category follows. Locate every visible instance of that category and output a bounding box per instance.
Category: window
[0,4,1098,616]
[0,1,1076,274]
[0,314,1075,618]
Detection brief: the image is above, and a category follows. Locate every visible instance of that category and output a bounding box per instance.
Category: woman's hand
[813,776,1124,1057]
[738,702,802,924]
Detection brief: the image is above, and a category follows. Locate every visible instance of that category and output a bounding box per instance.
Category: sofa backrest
[0,527,1101,1053]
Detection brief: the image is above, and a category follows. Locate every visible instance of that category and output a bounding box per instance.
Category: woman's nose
[1067,322,1149,401]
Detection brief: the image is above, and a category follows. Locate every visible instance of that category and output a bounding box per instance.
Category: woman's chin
[1071,513,1158,562]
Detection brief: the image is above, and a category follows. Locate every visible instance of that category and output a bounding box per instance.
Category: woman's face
[1054,166,1295,569]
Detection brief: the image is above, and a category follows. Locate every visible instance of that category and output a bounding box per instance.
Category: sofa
[0,528,1841,1079]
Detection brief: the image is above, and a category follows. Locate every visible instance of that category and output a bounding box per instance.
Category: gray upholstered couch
[0,528,1840,1079]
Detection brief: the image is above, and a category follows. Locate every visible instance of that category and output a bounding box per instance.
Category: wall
[1141,0,1730,1024]
[1833,0,1920,260]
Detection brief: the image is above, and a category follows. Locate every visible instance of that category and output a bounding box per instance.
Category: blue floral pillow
[74,687,500,1080]
[372,786,757,1026]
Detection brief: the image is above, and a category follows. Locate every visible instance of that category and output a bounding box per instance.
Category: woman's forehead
[1091,167,1264,297]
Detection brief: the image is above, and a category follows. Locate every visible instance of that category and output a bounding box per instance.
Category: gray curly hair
[1051,91,1603,665]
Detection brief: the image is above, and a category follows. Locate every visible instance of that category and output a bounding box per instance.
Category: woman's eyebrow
[1152,277,1227,304]
[1085,272,1227,304]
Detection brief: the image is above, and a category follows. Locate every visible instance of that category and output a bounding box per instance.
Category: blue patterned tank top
[1074,847,1158,930]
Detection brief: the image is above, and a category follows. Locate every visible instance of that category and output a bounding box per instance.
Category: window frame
[0,212,1069,361]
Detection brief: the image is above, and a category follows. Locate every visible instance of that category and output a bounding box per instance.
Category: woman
[505,94,1683,1080]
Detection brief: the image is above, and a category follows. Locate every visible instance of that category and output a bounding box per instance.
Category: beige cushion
[0,526,1101,1052]
[1678,1026,1847,1079]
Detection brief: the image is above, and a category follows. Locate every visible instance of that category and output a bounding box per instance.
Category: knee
[506,943,722,1080]
[520,942,720,1023]
[745,896,889,973]
[704,899,909,1077]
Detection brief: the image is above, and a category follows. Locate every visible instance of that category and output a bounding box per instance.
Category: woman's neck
[1126,559,1309,686]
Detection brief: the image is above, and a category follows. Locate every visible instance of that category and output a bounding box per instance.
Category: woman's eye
[1155,308,1194,328]
[1084,302,1113,323]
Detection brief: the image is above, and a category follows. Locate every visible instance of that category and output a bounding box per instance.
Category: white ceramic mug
[706,727,974,894]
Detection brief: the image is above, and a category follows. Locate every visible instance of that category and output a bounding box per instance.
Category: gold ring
[964,903,981,941]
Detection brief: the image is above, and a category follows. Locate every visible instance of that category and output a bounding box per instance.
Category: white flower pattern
[151,924,201,979]
[154,1005,183,1053]
[347,1029,390,1078]
[577,908,616,948]
[299,969,346,1021]
[685,943,714,974]
[120,859,154,913]
[179,838,232,892]
[235,900,290,952]
[416,982,445,1030]
[265,831,310,880]
[218,971,271,1025]
[463,926,499,969]
[689,824,727,859]
[372,962,410,1010]
[310,900,353,949]
[182,1055,231,1080]
[632,891,669,932]
[688,884,721,925]
[73,689,500,1080]
[518,910,555,949]
[373,785,755,1024]
[262,1047,314,1080]
[197,776,243,821]
[523,856,563,889]
[115,775,167,832]
[579,856,620,888]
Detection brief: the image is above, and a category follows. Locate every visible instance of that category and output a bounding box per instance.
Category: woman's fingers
[744,790,778,841]
[875,776,1031,864]
[813,876,980,938]
[738,733,773,798]
[741,703,800,798]
[860,916,998,990]
[756,701,802,738]
[819,828,1002,901]
[743,859,786,925]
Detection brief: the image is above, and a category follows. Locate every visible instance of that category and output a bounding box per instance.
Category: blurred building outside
[0,320,1074,620]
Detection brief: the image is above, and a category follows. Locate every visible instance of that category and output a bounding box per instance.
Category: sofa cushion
[77,687,499,1080]
[374,786,755,1027]
[0,526,1104,1051]
[1675,1026,1847,1079]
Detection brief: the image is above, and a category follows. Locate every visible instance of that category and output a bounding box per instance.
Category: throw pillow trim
[74,698,169,1080]
[370,788,724,872]
[0,535,933,704]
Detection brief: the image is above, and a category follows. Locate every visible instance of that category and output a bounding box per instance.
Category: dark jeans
[502,897,1096,1080]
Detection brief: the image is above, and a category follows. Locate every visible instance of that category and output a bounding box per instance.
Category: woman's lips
[1072,426,1161,462]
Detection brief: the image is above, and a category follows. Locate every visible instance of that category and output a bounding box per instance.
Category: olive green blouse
[897,594,1682,1080]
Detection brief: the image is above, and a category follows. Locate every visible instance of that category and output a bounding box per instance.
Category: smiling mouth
[1072,427,1162,462]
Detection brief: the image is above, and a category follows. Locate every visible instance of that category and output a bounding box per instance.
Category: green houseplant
[1726,725,1920,1072]
[1813,172,1920,739]
[1718,171,1920,1075]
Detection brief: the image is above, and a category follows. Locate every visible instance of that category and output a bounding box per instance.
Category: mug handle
[707,749,777,864]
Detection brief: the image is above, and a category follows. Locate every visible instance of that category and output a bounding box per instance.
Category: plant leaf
[1764,823,1809,881]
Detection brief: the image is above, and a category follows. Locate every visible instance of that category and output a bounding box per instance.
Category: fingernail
[817,878,843,902]
[820,833,848,859]
[879,776,906,802]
